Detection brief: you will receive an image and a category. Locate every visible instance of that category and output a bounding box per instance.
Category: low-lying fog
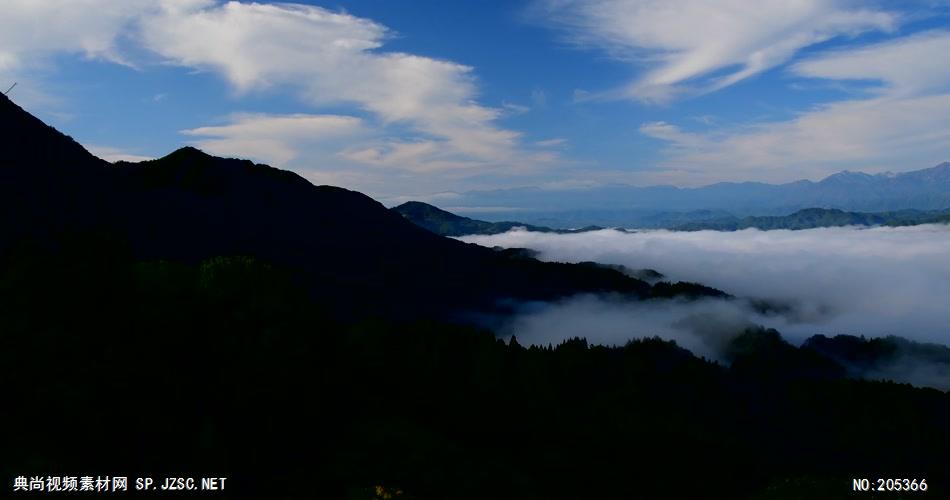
[460,225,950,358]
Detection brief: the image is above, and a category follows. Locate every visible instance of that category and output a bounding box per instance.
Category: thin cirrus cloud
[533,0,896,102]
[791,29,950,96]
[638,31,950,185]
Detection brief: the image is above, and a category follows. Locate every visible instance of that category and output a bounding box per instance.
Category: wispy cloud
[87,145,154,163]
[139,1,534,174]
[497,294,762,360]
[0,0,149,109]
[0,0,142,74]
[503,102,531,115]
[792,29,950,96]
[181,113,365,165]
[638,31,950,184]
[533,0,896,102]
[461,225,950,347]
[0,0,554,187]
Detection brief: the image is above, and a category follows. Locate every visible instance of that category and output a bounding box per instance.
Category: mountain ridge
[0,93,653,320]
[432,162,950,227]
[392,201,604,236]
[391,200,950,235]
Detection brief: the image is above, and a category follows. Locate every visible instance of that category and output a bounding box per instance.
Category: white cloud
[535,0,896,102]
[138,1,528,173]
[502,102,531,115]
[639,121,707,149]
[792,30,950,96]
[0,0,153,109]
[88,145,155,163]
[0,0,546,184]
[0,0,145,74]
[460,225,950,349]
[638,31,950,184]
[181,113,364,165]
[338,141,480,173]
[141,1,386,91]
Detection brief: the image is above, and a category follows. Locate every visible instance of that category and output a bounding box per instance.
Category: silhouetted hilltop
[393,200,603,236]
[0,93,107,173]
[0,94,649,320]
[804,334,950,390]
[0,94,117,247]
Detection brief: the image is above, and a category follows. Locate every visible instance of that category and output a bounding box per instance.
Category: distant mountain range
[673,207,950,231]
[392,201,603,236]
[392,201,950,235]
[435,163,950,228]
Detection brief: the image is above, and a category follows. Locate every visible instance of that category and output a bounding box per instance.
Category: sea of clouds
[460,225,950,358]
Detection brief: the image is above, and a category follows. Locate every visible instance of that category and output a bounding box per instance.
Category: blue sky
[3,0,950,201]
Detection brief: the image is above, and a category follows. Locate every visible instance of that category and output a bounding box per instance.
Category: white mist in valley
[460,225,950,353]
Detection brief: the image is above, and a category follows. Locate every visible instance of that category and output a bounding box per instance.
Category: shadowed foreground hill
[3,93,949,499]
[0,93,648,319]
[2,249,948,499]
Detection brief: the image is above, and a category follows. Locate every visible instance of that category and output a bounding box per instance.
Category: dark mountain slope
[0,93,108,174]
[114,148,648,316]
[0,94,647,319]
[804,334,950,390]
[393,200,602,236]
[0,93,116,248]
[394,200,553,236]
